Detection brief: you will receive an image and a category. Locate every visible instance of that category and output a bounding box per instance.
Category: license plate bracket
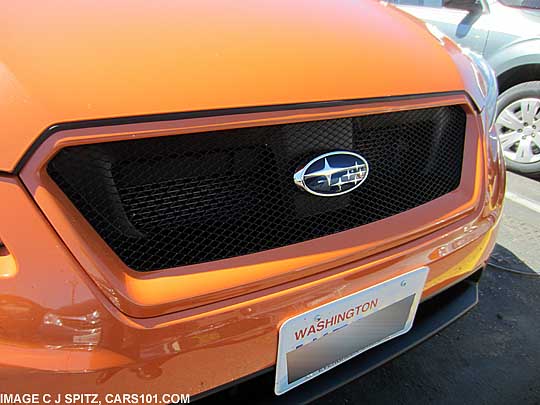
[274,267,429,395]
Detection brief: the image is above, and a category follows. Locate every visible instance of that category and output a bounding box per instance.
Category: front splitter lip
[193,268,483,404]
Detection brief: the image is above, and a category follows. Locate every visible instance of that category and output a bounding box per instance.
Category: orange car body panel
[0,0,481,172]
[0,0,504,399]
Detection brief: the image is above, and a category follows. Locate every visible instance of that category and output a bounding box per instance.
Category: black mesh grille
[47,106,467,271]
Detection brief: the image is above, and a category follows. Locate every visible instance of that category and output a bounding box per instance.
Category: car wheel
[495,81,540,176]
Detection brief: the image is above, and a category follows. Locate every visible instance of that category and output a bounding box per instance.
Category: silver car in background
[391,0,540,176]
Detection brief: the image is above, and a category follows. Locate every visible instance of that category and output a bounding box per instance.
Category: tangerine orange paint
[0,0,504,399]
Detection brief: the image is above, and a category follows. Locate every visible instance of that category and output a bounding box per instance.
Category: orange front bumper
[0,179,502,397]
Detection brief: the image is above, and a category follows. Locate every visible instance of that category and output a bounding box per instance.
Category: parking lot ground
[494,172,540,274]
[201,172,540,404]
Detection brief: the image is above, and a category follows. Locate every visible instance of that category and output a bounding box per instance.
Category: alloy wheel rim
[496,98,540,164]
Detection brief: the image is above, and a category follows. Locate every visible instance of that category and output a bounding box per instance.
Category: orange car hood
[0,0,467,172]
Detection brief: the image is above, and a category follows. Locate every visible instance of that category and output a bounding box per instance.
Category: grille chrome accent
[47,105,467,271]
[293,151,370,197]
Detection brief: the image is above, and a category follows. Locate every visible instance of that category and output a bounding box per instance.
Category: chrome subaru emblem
[294,151,369,197]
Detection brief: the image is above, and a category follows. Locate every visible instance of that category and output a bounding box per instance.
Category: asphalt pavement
[318,171,540,405]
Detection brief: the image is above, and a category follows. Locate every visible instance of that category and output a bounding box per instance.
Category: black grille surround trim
[47,105,468,272]
[14,91,472,174]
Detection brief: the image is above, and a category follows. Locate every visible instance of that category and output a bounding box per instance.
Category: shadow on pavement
[489,243,538,275]
[507,169,540,182]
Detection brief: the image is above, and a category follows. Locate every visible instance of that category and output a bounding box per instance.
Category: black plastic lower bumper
[194,269,482,404]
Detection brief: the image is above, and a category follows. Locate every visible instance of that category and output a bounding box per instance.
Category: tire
[495,81,540,176]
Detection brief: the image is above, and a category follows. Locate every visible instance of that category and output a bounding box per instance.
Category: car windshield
[499,0,540,9]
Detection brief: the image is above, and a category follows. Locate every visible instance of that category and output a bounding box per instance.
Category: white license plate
[275,267,428,395]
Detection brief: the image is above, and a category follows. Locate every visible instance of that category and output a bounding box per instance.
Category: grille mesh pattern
[48,106,467,271]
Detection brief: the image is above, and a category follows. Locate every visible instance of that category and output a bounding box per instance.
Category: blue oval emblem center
[294,151,369,197]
